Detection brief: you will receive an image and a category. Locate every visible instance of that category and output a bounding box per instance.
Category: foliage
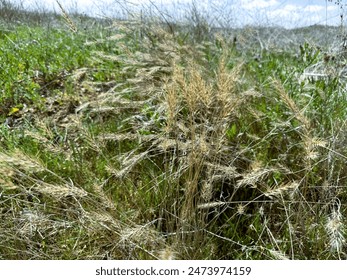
[1,5,347,260]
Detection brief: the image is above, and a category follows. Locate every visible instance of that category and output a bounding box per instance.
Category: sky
[16,0,341,28]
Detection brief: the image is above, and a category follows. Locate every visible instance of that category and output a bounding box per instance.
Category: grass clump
[1,4,347,260]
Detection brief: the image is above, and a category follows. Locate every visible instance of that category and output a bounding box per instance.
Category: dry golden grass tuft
[71,28,250,257]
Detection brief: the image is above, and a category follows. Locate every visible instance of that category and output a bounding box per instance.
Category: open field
[1,1,347,259]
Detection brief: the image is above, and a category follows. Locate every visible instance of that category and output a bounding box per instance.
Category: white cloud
[303,5,324,13]
[241,0,279,10]
[327,5,338,11]
[265,5,296,19]
[263,2,338,28]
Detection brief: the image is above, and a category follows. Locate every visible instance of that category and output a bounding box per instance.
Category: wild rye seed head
[326,201,345,253]
[56,0,77,33]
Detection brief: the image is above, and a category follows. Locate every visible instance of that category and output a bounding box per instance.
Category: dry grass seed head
[56,0,77,33]
[237,162,276,188]
[165,79,180,131]
[205,162,239,181]
[326,202,345,253]
[0,164,16,189]
[119,224,165,249]
[201,180,213,202]
[91,184,117,211]
[216,59,243,115]
[33,182,88,200]
[237,203,246,215]
[113,151,150,179]
[197,201,227,210]
[18,210,52,237]
[157,246,177,260]
[268,249,290,260]
[264,181,300,200]
[0,150,45,174]
[303,136,328,161]
[83,211,120,233]
[170,61,212,115]
[273,80,311,132]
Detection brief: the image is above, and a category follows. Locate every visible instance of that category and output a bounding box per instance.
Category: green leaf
[8,107,20,116]
[227,123,237,139]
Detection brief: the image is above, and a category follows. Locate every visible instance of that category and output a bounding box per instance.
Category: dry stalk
[273,79,311,133]
[56,0,77,33]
